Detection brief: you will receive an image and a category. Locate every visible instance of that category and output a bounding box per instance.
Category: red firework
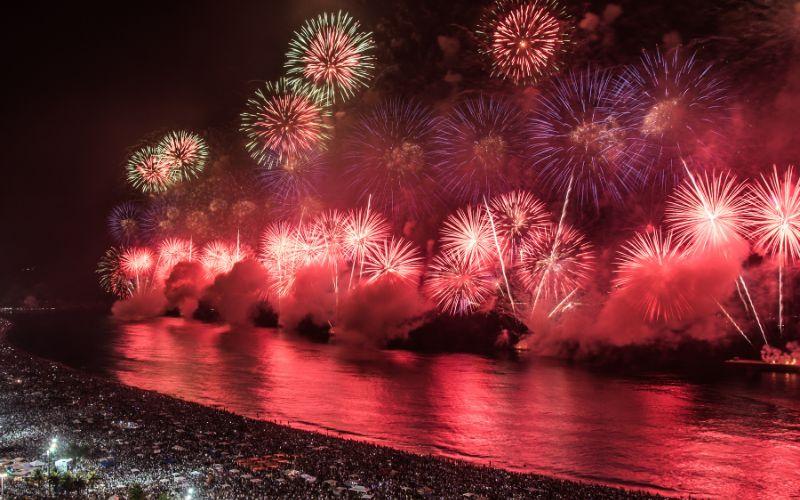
[488,190,550,260]
[260,222,303,297]
[665,170,750,252]
[748,165,800,263]
[424,250,497,315]
[515,224,594,304]
[343,207,392,265]
[614,230,691,322]
[440,205,496,265]
[201,240,251,278]
[310,210,347,265]
[126,146,176,193]
[120,247,155,279]
[156,238,195,278]
[363,238,424,286]
[285,11,375,103]
[480,0,568,85]
[241,79,329,168]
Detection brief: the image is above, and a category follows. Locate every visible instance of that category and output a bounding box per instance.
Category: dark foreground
[0,335,659,499]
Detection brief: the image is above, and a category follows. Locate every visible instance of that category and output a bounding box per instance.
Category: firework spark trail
[734,277,751,318]
[548,288,577,318]
[483,199,515,312]
[531,173,574,313]
[739,275,769,345]
[716,300,753,346]
[344,196,391,288]
[779,263,784,335]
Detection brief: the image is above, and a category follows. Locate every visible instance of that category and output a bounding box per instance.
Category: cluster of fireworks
[98,1,799,360]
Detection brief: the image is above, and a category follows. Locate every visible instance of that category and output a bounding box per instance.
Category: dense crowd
[0,328,659,499]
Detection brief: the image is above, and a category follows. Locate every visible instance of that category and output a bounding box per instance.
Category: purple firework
[526,67,647,209]
[617,48,731,188]
[107,202,143,245]
[433,95,527,204]
[258,150,326,216]
[344,99,441,219]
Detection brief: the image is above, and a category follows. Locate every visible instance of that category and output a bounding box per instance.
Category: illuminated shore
[0,330,660,499]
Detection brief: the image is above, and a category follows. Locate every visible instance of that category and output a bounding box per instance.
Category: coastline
[0,327,661,499]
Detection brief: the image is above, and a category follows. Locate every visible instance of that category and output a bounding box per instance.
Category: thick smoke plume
[526,239,750,355]
[164,262,208,318]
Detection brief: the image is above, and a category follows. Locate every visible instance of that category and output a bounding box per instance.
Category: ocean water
[7,311,800,497]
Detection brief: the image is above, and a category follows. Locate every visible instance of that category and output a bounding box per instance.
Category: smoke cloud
[525,238,750,355]
[164,261,208,318]
[336,277,431,346]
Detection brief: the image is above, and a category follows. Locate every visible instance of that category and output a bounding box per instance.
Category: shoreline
[0,327,661,499]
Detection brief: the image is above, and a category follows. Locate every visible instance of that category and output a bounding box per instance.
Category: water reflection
[10,315,800,497]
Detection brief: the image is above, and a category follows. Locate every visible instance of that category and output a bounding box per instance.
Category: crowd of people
[0,325,658,499]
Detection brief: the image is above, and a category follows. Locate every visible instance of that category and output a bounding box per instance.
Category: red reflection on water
[113,319,800,497]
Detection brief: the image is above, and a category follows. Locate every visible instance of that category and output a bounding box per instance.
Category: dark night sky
[0,1,368,302]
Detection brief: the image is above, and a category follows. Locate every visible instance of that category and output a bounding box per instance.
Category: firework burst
[748,165,800,262]
[424,250,497,315]
[343,207,392,266]
[141,200,180,242]
[201,240,252,279]
[749,165,800,334]
[434,96,527,203]
[363,238,424,286]
[619,48,731,186]
[665,169,750,252]
[157,130,209,181]
[344,99,440,218]
[310,210,348,265]
[107,202,142,245]
[478,0,569,85]
[156,238,195,278]
[97,247,134,299]
[260,222,302,297]
[515,224,594,306]
[240,78,330,168]
[257,151,325,214]
[614,229,690,322]
[440,205,496,265]
[527,68,646,208]
[285,11,375,104]
[126,146,177,193]
[488,190,550,260]
[119,247,156,290]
